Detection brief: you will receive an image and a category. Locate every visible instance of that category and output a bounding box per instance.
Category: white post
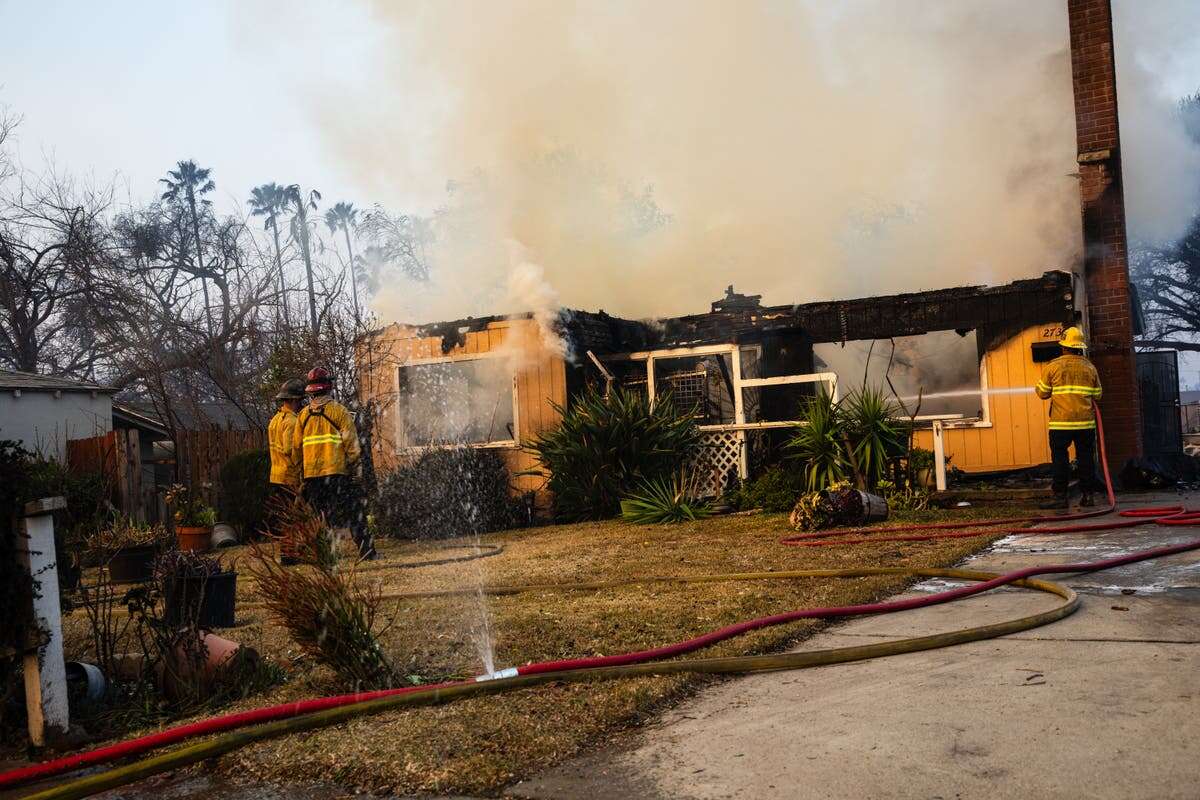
[932,421,947,492]
[646,357,656,407]
[19,497,69,746]
[730,348,749,479]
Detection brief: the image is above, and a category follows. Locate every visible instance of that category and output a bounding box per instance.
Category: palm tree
[324,201,361,322]
[160,160,216,334]
[248,183,291,327]
[281,184,321,337]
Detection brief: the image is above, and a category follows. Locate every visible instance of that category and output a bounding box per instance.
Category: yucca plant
[843,386,902,488]
[527,387,701,521]
[786,389,850,491]
[620,468,712,524]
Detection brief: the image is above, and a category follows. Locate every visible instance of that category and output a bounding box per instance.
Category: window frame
[393,352,521,452]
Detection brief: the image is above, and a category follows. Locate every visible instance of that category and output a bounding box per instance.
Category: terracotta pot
[176,525,212,552]
[162,631,259,702]
[915,468,934,489]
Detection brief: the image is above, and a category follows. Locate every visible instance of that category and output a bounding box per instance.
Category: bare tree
[1132,90,1200,354]
[0,166,116,375]
[358,204,433,282]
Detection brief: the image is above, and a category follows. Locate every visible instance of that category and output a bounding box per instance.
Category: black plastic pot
[108,545,157,584]
[163,571,237,629]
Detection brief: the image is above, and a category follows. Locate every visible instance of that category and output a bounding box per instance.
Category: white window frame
[603,343,839,479]
[898,355,992,431]
[394,351,521,452]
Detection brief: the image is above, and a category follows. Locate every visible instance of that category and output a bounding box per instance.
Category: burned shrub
[247,517,396,691]
[371,447,524,540]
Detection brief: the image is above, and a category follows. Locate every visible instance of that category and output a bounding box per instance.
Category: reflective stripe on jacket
[267,405,301,486]
[294,396,361,478]
[1035,353,1102,431]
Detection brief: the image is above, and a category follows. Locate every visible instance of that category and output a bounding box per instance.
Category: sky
[0,1,381,211]
[2,0,1200,384]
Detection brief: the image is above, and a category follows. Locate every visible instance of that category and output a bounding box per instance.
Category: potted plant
[156,549,237,629]
[166,484,218,552]
[89,518,169,583]
[908,447,936,489]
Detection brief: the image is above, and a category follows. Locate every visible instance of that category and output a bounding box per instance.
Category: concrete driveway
[510,491,1200,800]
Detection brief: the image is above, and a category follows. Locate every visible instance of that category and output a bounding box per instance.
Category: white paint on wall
[0,391,112,462]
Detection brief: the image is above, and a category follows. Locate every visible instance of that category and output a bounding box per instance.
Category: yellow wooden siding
[912,324,1055,471]
[359,319,566,498]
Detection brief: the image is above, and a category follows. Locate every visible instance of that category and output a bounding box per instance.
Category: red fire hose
[4,406,1198,794]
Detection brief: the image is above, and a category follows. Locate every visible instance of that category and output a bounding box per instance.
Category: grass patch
[59,505,1027,796]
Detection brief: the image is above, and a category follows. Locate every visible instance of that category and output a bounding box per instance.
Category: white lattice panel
[690,430,745,497]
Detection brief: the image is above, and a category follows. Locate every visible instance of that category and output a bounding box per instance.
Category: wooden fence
[67,428,266,521]
[66,430,148,521]
[175,429,267,491]
[1183,402,1200,435]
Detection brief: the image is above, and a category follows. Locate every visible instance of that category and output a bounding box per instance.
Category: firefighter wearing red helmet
[293,367,376,559]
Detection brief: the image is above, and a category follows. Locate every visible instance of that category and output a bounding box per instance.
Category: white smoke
[1113,0,1200,246]
[307,0,1086,326]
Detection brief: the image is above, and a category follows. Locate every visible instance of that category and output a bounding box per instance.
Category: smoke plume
[1113,0,1200,246]
[302,1,1196,327]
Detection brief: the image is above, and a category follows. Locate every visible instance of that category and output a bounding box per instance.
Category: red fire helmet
[304,367,333,394]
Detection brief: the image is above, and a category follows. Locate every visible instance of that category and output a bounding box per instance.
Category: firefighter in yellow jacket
[294,367,375,559]
[267,379,305,491]
[1035,326,1103,509]
[267,379,305,562]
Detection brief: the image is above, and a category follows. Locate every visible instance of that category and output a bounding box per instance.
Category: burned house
[359,270,1078,498]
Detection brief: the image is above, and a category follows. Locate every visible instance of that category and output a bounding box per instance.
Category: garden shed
[360,270,1078,500]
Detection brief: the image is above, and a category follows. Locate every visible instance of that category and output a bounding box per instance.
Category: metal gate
[1136,350,1183,457]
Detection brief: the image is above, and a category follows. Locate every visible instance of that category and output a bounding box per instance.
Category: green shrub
[220,449,271,537]
[786,386,904,491]
[0,441,37,653]
[620,469,712,524]
[843,386,903,487]
[875,479,931,512]
[907,447,935,473]
[785,389,850,491]
[371,447,525,540]
[727,465,806,512]
[528,388,701,521]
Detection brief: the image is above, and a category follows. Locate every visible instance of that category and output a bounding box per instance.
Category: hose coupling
[474,667,519,682]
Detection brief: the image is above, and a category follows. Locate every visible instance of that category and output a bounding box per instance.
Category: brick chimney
[1067,0,1142,465]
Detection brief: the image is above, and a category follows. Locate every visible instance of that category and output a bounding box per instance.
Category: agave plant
[786,389,851,491]
[527,387,701,521]
[843,386,902,488]
[620,468,712,524]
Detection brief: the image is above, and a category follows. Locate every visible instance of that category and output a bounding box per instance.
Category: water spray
[894,386,1037,402]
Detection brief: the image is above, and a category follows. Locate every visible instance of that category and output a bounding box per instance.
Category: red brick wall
[1068,0,1142,464]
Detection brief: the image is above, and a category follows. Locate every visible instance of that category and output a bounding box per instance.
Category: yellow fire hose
[22,567,1076,800]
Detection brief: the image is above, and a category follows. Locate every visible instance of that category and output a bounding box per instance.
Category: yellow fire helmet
[1059,326,1087,350]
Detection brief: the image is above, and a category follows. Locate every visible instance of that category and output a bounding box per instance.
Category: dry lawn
[61,507,1028,796]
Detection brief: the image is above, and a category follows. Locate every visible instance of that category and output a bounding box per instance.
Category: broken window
[813,330,982,419]
[396,358,515,447]
[652,354,736,424]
